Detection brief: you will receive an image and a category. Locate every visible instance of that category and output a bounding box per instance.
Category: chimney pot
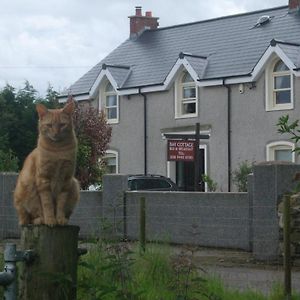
[135,6,142,16]
[129,7,159,39]
[289,0,300,13]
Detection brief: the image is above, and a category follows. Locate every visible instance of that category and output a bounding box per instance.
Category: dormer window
[104,82,119,124]
[175,71,198,118]
[266,58,293,111]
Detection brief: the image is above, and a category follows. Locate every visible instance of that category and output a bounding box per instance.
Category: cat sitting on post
[14,99,80,226]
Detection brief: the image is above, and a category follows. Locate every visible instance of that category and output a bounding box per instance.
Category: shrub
[232,161,253,192]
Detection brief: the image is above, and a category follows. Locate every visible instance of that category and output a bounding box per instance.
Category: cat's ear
[63,100,75,115]
[36,104,48,119]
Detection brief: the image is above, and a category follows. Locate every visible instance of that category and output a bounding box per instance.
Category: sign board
[167,140,195,161]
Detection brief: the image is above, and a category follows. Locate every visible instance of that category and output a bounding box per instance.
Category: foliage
[73,103,112,189]
[202,174,217,192]
[0,82,112,189]
[0,149,19,172]
[232,161,253,192]
[77,241,300,300]
[277,115,300,153]
[0,83,39,168]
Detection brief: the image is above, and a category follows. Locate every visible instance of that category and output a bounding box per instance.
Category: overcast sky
[0,0,288,96]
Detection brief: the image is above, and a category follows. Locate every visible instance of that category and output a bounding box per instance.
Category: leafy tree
[277,115,300,153]
[232,161,253,192]
[73,102,112,189]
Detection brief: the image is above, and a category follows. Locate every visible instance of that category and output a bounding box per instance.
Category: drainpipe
[223,80,232,192]
[139,89,148,175]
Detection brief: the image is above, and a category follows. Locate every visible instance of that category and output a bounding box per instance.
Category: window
[266,58,293,111]
[103,150,118,174]
[175,71,198,118]
[104,82,118,123]
[266,141,295,162]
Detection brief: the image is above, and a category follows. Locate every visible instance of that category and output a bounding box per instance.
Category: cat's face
[36,101,75,142]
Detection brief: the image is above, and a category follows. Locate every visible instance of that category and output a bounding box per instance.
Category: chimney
[129,6,159,39]
[289,0,300,13]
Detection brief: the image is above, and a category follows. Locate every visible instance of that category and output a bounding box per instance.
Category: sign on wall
[167,140,195,161]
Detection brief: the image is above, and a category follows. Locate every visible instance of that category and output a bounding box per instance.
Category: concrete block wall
[252,162,300,260]
[1,162,300,261]
[0,173,102,239]
[125,192,250,250]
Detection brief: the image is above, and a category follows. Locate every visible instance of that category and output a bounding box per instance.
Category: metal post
[283,194,292,300]
[194,122,201,191]
[0,243,36,300]
[1,244,18,300]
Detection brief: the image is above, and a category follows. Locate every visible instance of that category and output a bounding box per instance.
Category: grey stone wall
[0,173,102,239]
[1,162,300,261]
[125,191,250,250]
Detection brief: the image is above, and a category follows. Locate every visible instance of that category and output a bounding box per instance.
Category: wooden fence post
[283,194,292,300]
[140,197,146,253]
[19,225,79,300]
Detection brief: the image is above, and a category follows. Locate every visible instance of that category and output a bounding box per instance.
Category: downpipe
[0,244,35,300]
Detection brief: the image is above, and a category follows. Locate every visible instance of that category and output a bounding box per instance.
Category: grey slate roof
[61,5,300,97]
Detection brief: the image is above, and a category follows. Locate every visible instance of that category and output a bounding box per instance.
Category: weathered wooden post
[139,197,146,253]
[19,225,80,300]
[283,194,292,300]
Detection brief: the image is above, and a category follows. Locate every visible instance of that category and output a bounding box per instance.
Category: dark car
[128,174,178,191]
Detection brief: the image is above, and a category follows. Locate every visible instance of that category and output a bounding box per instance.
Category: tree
[73,102,112,189]
[277,115,300,153]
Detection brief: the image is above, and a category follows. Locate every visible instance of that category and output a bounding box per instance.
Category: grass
[0,240,300,299]
[77,241,300,300]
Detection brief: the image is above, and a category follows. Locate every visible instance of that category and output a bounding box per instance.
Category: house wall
[103,71,300,192]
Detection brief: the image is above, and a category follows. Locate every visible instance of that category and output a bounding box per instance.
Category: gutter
[223,79,232,192]
[139,89,148,175]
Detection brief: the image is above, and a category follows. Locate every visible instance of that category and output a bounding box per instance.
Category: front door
[176,148,205,191]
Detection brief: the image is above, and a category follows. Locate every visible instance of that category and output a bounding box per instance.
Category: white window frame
[175,71,198,119]
[265,58,293,111]
[266,141,295,162]
[103,150,119,174]
[100,80,119,124]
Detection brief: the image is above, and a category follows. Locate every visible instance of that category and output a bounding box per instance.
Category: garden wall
[1,162,300,261]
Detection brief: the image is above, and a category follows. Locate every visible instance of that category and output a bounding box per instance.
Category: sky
[0,0,288,96]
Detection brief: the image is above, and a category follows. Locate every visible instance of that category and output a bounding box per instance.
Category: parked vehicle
[128,174,178,191]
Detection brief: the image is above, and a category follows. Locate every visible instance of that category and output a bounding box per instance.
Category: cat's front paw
[44,216,57,226]
[56,216,68,226]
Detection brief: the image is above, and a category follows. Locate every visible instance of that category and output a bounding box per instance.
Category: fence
[1,162,300,261]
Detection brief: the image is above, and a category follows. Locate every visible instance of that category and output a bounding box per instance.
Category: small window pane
[182,103,196,114]
[106,95,117,106]
[274,76,290,89]
[103,153,117,174]
[274,61,289,72]
[183,87,196,98]
[275,149,292,162]
[275,90,291,104]
[107,107,117,119]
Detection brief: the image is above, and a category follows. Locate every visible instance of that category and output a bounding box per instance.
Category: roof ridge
[102,63,131,70]
[147,5,287,32]
[271,38,300,47]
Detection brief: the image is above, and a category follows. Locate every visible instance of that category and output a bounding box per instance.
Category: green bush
[232,161,253,192]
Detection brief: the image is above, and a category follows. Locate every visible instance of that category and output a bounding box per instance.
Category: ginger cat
[14,100,80,226]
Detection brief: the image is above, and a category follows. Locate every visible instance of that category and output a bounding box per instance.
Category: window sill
[266,104,293,112]
[107,119,119,125]
[175,113,198,119]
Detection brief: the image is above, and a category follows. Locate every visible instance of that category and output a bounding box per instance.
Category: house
[59,1,300,191]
